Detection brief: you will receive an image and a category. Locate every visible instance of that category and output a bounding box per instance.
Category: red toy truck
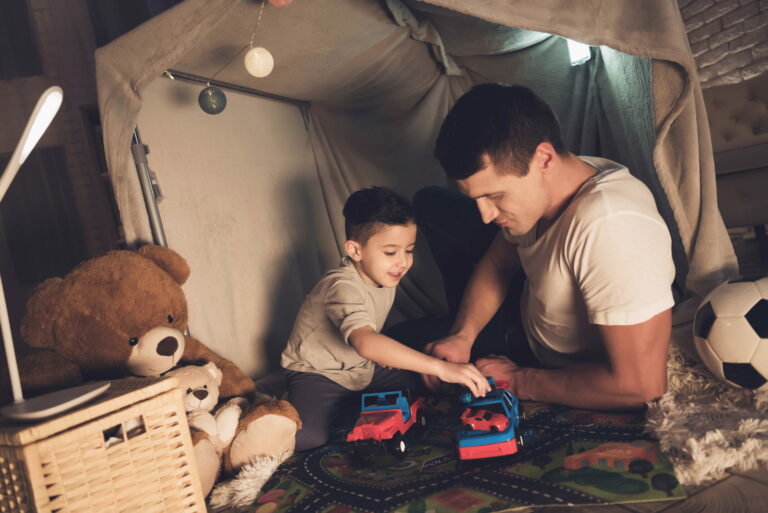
[346,390,425,461]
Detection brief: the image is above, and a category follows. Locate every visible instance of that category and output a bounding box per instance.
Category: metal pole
[131,128,168,247]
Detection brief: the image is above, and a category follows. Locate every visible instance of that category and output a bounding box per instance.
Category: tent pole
[165,69,308,108]
[131,128,168,247]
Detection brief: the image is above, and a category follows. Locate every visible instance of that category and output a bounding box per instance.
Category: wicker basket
[0,377,206,513]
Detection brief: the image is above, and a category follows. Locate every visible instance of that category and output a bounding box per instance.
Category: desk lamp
[1,86,109,421]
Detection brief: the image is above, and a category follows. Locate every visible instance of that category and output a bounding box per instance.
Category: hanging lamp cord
[208,0,266,84]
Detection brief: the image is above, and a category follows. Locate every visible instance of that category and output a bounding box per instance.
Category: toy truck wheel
[518,407,526,422]
[350,443,373,463]
[515,433,525,449]
[391,433,407,458]
[417,411,427,428]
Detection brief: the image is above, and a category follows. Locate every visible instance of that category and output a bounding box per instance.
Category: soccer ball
[693,276,768,391]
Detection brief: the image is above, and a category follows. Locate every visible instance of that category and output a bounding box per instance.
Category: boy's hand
[435,360,492,398]
[422,334,474,391]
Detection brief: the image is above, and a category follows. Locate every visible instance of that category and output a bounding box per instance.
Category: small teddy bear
[166,362,247,495]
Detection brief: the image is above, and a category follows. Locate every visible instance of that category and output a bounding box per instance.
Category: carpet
[645,345,768,485]
[216,397,685,513]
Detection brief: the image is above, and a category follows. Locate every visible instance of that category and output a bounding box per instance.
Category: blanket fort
[248,399,685,513]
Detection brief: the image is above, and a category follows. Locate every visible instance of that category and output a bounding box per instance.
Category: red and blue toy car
[456,378,525,460]
[346,390,425,461]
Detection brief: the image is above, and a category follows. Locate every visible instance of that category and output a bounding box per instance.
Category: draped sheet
[95,0,737,375]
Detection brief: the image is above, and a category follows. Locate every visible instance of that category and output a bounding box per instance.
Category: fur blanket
[645,345,768,485]
[209,452,292,512]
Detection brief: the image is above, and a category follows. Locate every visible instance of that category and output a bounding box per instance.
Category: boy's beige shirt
[281,258,395,390]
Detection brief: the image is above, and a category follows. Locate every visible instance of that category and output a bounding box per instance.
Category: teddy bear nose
[192,389,208,400]
[156,337,179,356]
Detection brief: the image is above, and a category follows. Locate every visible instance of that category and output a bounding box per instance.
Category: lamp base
[1,382,110,421]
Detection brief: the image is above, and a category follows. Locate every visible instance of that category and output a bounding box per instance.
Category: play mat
[247,397,685,513]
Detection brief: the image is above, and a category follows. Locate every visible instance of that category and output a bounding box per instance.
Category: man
[418,83,675,410]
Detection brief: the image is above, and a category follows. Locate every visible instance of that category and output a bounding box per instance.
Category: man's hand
[421,333,473,391]
[475,354,529,399]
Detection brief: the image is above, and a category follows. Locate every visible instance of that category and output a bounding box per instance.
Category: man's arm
[348,326,492,397]
[425,232,521,363]
[476,309,671,409]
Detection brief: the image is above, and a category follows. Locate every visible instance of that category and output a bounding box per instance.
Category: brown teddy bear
[19,245,254,398]
[16,245,300,489]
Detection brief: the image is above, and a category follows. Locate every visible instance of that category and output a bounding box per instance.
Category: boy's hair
[435,83,568,180]
[343,187,415,244]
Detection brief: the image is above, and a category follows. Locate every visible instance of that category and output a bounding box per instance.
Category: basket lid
[0,376,178,445]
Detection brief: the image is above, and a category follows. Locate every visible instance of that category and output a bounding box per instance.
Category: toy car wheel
[490,425,499,433]
[462,423,473,431]
[417,411,427,428]
[518,408,527,422]
[515,433,525,449]
[391,433,407,458]
[350,443,373,463]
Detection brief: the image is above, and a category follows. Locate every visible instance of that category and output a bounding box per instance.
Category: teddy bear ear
[21,277,65,349]
[203,361,223,386]
[137,245,190,285]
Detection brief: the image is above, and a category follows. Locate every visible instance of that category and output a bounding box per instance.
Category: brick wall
[0,0,118,258]
[0,0,119,343]
[679,0,768,87]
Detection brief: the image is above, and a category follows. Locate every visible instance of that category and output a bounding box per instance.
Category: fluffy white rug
[645,345,768,485]
[208,451,292,512]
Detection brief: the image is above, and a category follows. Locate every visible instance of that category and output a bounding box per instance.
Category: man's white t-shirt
[503,157,676,368]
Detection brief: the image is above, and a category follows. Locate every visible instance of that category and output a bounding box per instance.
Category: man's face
[352,223,417,288]
[456,158,549,236]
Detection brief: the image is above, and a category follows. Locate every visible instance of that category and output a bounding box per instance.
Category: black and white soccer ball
[693,276,768,391]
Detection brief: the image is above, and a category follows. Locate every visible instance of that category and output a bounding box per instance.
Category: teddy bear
[14,244,301,489]
[166,362,249,496]
[17,245,255,398]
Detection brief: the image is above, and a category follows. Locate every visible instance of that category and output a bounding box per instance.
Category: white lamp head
[0,86,63,203]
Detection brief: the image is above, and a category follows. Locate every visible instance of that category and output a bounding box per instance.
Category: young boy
[281,187,491,451]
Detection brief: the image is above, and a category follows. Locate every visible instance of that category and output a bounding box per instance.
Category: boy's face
[346,222,417,288]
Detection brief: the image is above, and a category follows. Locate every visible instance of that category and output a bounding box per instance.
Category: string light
[197,0,276,113]
[244,1,274,78]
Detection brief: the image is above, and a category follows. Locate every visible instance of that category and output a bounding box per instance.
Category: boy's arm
[348,326,491,397]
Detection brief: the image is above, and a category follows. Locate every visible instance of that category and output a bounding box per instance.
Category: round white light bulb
[244,47,274,78]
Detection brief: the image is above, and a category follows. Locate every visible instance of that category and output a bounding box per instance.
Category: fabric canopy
[95,0,738,376]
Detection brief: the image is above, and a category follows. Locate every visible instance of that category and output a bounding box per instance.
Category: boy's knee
[294,425,330,452]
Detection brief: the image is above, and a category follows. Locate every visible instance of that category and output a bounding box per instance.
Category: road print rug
[249,399,685,513]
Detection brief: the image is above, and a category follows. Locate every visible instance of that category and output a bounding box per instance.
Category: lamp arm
[0,275,23,403]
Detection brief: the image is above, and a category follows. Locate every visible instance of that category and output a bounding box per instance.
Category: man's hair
[435,83,568,179]
[343,186,415,244]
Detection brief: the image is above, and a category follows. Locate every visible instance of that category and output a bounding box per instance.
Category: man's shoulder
[574,159,656,219]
